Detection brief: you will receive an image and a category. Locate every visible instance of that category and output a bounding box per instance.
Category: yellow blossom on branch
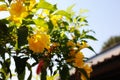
[28,33,50,53]
[50,15,62,26]
[81,41,88,48]
[67,40,75,47]
[81,64,92,80]
[0,4,7,11]
[9,1,28,23]
[77,41,89,50]
[69,49,76,57]
[74,52,84,68]
[29,0,36,11]
[39,9,50,18]
[47,73,59,80]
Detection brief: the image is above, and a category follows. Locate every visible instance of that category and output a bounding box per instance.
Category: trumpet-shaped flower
[81,64,92,80]
[28,33,50,53]
[74,52,84,68]
[67,40,75,47]
[9,1,28,23]
[47,73,59,80]
[77,41,88,50]
[39,9,50,18]
[29,0,36,10]
[0,4,7,11]
[50,15,62,26]
[81,41,88,48]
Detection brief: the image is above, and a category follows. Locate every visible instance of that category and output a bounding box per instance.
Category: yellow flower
[77,41,88,50]
[16,0,25,2]
[52,42,60,47]
[0,4,7,11]
[74,52,84,68]
[69,49,76,56]
[39,9,50,18]
[66,49,76,63]
[29,0,36,10]
[66,58,74,63]
[47,73,59,80]
[9,1,28,23]
[67,40,75,47]
[28,33,50,53]
[70,26,75,32]
[37,26,48,33]
[50,15,62,26]
[82,41,88,48]
[81,64,92,80]
[43,9,50,16]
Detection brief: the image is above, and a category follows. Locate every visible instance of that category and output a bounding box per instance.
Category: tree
[101,35,120,52]
[0,0,96,80]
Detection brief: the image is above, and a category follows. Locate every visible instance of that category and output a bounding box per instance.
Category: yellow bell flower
[43,9,50,16]
[9,1,28,23]
[74,52,84,68]
[39,9,50,18]
[50,15,62,26]
[77,41,88,50]
[81,64,92,80]
[0,4,7,11]
[28,33,50,53]
[81,41,88,48]
[47,74,59,80]
[67,40,75,47]
[29,0,36,11]
[69,49,76,57]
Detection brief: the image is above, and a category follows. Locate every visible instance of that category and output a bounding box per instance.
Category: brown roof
[86,43,120,66]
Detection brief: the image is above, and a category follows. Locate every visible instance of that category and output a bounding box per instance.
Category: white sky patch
[0,11,10,19]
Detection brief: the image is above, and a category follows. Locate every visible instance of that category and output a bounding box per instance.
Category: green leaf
[47,21,54,33]
[13,56,28,80]
[66,4,75,16]
[74,29,80,39]
[59,65,70,80]
[84,35,97,41]
[37,0,57,11]
[26,63,32,80]
[41,68,47,80]
[17,26,28,48]
[87,46,96,54]
[77,17,88,23]
[54,10,71,19]
[53,70,58,76]
[8,0,12,4]
[22,19,34,25]
[0,58,11,80]
[78,68,89,80]
[0,0,5,2]
[0,20,8,35]
[34,18,48,27]
[0,46,6,55]
[18,70,25,80]
[48,62,54,75]
[5,58,11,77]
[0,69,6,80]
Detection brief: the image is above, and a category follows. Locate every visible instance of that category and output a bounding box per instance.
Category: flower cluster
[0,0,96,80]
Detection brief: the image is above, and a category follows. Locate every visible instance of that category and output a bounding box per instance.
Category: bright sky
[0,0,120,57]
